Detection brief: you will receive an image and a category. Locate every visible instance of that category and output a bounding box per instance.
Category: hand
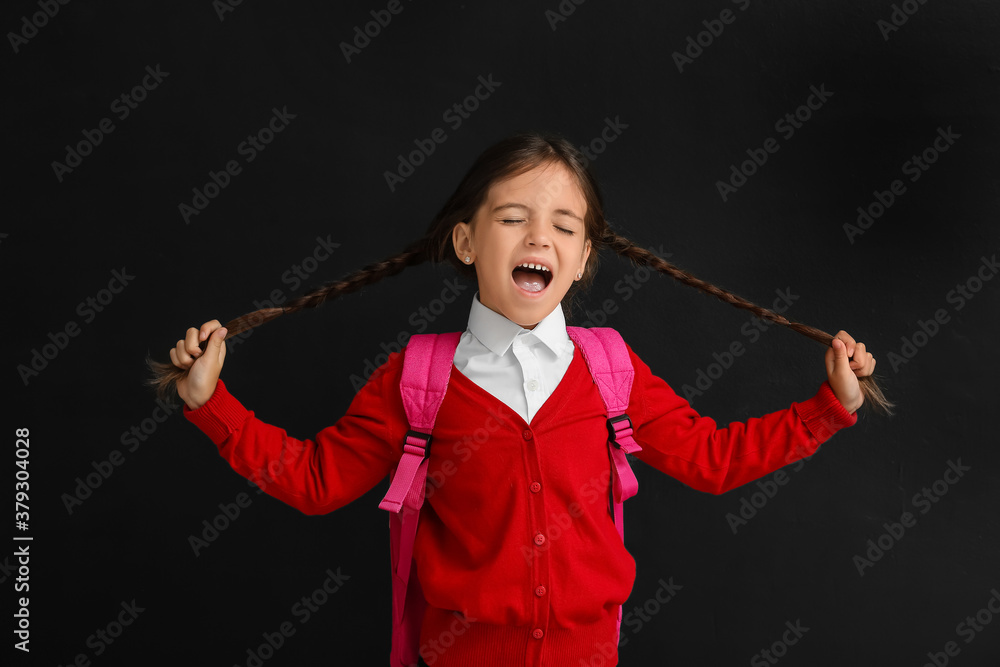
[824,330,876,414]
[169,319,228,410]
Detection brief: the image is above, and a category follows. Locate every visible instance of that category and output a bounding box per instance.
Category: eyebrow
[491,202,584,222]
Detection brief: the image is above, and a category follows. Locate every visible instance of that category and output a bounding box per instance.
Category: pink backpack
[377,327,642,666]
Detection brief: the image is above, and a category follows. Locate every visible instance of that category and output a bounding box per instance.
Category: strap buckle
[403,430,432,457]
[606,414,633,448]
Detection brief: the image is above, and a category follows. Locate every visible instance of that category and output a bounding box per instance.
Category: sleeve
[625,343,857,495]
[181,353,408,515]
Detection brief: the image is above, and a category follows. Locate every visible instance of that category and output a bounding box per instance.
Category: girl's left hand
[825,330,876,414]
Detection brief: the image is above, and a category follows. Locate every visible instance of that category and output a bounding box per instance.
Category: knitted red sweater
[183,338,856,666]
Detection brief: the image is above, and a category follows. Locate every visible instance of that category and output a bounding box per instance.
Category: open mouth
[511,261,553,294]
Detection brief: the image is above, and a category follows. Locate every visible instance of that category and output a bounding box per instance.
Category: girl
[147,133,888,666]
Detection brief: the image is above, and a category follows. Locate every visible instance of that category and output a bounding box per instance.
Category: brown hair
[145,132,894,415]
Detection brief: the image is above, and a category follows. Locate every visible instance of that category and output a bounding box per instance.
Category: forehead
[485,161,587,214]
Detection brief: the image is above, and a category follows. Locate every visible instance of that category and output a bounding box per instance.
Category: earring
[464,256,471,263]
[576,272,582,280]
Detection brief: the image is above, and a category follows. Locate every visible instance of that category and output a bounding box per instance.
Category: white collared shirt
[452,293,576,425]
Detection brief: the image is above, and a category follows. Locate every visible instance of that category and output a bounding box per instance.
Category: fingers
[199,319,222,343]
[169,346,185,369]
[832,331,877,377]
[851,341,876,376]
[172,331,198,369]
[851,341,867,370]
[190,320,224,354]
[825,337,850,378]
[833,330,857,358]
[170,320,223,369]
[185,326,204,359]
[207,326,228,365]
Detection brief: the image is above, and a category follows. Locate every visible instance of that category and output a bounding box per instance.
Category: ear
[578,238,591,279]
[452,221,474,262]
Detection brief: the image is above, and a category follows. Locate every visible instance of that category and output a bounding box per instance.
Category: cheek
[477,260,509,287]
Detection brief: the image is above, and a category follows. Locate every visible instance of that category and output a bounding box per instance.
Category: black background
[4,0,999,665]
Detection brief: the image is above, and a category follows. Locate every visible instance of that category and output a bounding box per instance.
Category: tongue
[513,269,545,293]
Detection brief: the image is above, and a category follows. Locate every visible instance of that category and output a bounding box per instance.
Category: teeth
[519,262,550,272]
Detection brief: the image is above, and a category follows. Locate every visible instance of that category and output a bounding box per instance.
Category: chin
[504,291,567,327]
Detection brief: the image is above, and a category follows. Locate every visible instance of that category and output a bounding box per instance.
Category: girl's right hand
[170,319,228,410]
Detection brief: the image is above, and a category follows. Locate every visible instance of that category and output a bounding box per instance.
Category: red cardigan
[183,338,856,666]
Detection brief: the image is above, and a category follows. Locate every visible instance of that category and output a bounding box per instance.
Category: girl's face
[452,161,591,329]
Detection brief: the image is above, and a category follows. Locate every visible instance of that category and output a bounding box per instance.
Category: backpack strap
[567,326,642,525]
[378,332,462,667]
[567,326,642,646]
[378,332,461,513]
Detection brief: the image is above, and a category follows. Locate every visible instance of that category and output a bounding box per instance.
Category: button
[534,585,546,597]
[522,430,533,441]
[526,379,540,391]
[532,628,544,640]
[534,533,546,546]
[529,481,541,493]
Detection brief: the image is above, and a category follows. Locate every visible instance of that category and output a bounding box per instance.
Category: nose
[525,218,551,248]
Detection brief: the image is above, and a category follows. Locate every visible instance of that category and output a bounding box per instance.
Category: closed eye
[501,219,575,235]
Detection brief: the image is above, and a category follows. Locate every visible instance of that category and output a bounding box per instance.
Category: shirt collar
[467,292,570,357]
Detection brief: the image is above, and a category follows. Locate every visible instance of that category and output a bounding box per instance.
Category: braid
[144,238,430,403]
[601,230,895,416]
[145,131,893,418]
